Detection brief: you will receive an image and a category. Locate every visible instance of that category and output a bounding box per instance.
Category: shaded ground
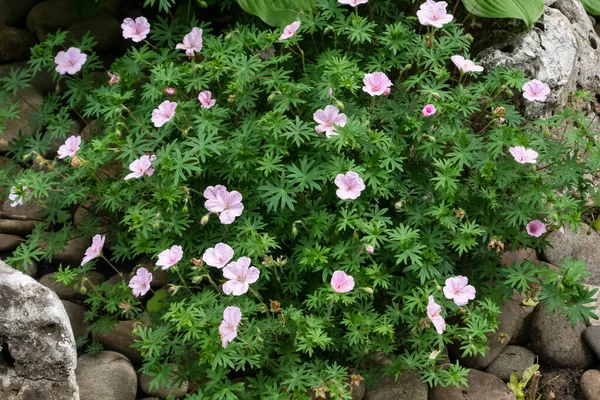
[538,366,585,400]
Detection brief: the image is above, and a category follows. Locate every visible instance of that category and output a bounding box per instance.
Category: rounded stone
[0,27,37,63]
[61,300,88,339]
[429,369,516,400]
[65,13,123,51]
[0,219,38,235]
[93,320,144,364]
[0,234,24,251]
[485,346,537,382]
[139,369,189,398]
[26,0,82,41]
[581,369,600,400]
[76,351,137,400]
[0,87,44,153]
[364,371,427,400]
[530,304,595,368]
[39,272,77,300]
[0,0,41,25]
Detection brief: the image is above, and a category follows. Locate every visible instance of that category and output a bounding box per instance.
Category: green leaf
[461,0,544,28]
[581,0,600,15]
[507,372,524,399]
[235,0,314,27]
[147,289,168,312]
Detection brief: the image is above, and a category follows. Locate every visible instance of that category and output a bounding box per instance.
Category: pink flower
[443,276,476,306]
[365,245,374,254]
[427,296,446,334]
[204,185,227,201]
[8,185,30,207]
[129,267,152,297]
[151,100,177,128]
[81,234,105,266]
[422,104,437,117]
[362,72,393,96]
[219,306,241,348]
[205,189,244,224]
[198,90,216,108]
[313,105,347,138]
[335,171,365,200]
[164,87,176,96]
[417,0,454,28]
[54,47,87,75]
[121,16,150,42]
[559,226,566,234]
[278,21,301,41]
[124,154,156,180]
[331,270,355,293]
[222,257,260,296]
[156,245,183,270]
[526,220,547,237]
[57,135,81,159]
[338,0,369,6]
[451,55,484,73]
[328,87,333,98]
[509,146,538,164]
[108,72,120,86]
[523,79,551,102]
[176,27,203,57]
[203,243,234,268]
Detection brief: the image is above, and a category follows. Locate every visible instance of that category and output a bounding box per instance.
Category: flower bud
[365,245,374,254]
[395,200,404,210]
[200,214,210,225]
[335,100,344,110]
[362,287,374,295]
[291,225,298,237]
[165,87,176,96]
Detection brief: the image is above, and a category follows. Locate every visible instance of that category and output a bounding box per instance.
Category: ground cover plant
[1,0,599,398]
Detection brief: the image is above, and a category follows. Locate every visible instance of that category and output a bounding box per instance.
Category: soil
[537,366,586,400]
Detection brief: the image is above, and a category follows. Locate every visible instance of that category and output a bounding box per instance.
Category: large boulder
[543,223,600,284]
[0,260,78,399]
[530,304,595,368]
[429,369,516,400]
[478,0,600,119]
[76,351,137,400]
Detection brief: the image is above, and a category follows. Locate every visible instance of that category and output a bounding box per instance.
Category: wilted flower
[278,21,301,41]
[526,220,547,237]
[362,72,393,96]
[176,27,203,57]
[205,188,244,224]
[443,276,476,306]
[8,185,30,207]
[417,0,454,28]
[335,171,365,200]
[509,146,538,164]
[54,47,87,75]
[222,257,260,295]
[202,243,234,268]
[487,238,505,253]
[219,306,242,348]
[108,72,120,86]
[57,135,81,159]
[129,267,152,297]
[121,16,150,42]
[151,100,177,128]
[81,234,105,266]
[124,155,156,180]
[331,270,355,293]
[156,245,183,270]
[422,104,437,116]
[198,90,216,108]
[338,0,369,6]
[426,296,446,334]
[523,79,551,102]
[270,299,281,313]
[451,55,484,73]
[313,105,347,137]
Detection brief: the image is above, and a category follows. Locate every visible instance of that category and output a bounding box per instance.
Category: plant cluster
[1,0,599,398]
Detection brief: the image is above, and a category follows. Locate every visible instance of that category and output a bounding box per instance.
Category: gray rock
[0,254,39,277]
[429,369,516,400]
[485,346,537,382]
[479,0,600,120]
[450,297,522,369]
[61,300,88,340]
[76,351,137,400]
[81,119,103,140]
[530,304,595,368]
[0,61,54,96]
[500,248,538,266]
[2,198,45,220]
[584,284,600,326]
[582,369,600,400]
[509,298,536,345]
[94,320,144,364]
[584,326,600,359]
[66,13,123,51]
[39,272,77,300]
[26,0,82,41]
[0,87,44,152]
[45,236,89,266]
[364,371,427,400]
[0,260,78,399]
[0,234,23,251]
[139,369,189,399]
[543,223,600,284]
[0,0,41,25]
[0,27,37,63]
[0,219,38,235]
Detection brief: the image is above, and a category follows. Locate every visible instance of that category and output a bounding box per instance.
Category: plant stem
[101,255,123,278]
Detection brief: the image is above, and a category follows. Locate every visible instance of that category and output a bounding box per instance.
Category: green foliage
[1,0,599,397]
[236,0,314,26]
[581,0,600,15]
[507,364,539,400]
[461,0,544,28]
